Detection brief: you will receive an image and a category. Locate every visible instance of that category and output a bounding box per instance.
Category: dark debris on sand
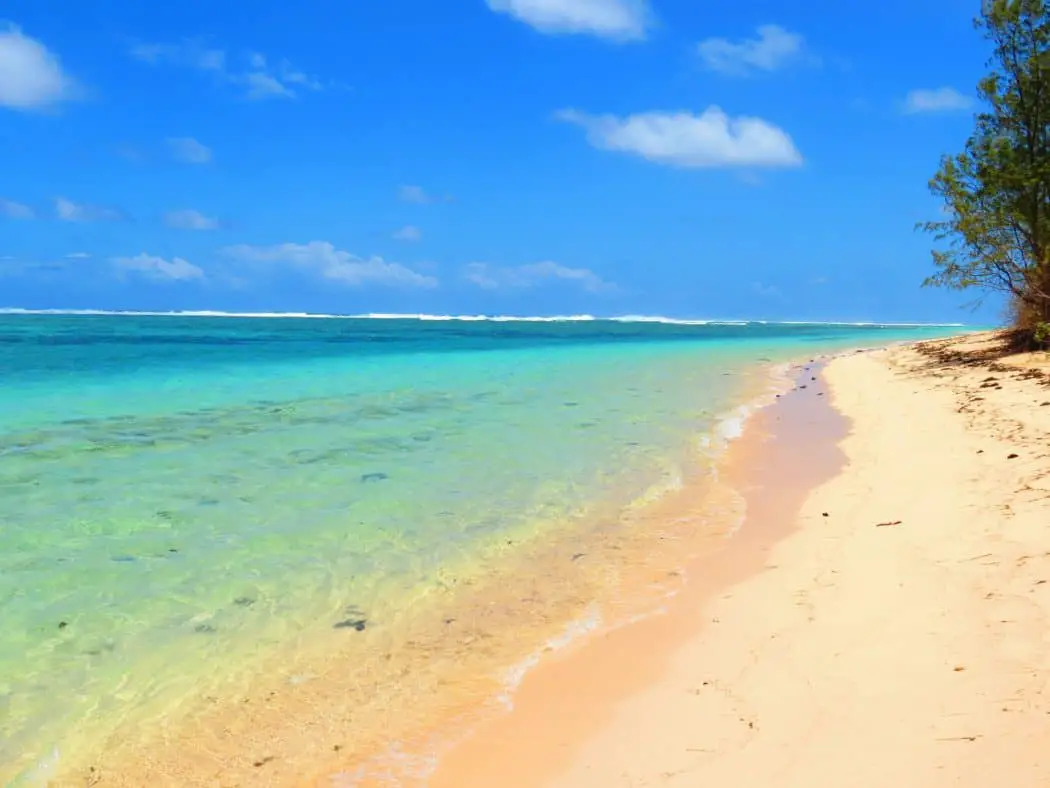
[334,618,367,631]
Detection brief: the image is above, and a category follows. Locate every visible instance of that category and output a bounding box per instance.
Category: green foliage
[1035,320,1050,345]
[922,0,1050,335]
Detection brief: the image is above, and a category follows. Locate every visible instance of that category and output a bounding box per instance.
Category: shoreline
[38,353,787,786]
[432,331,1050,787]
[27,332,998,787]
[428,352,851,787]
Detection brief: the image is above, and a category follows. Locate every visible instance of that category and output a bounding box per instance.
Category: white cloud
[0,24,78,110]
[486,0,651,41]
[398,185,454,204]
[557,106,803,168]
[279,60,323,91]
[697,25,811,76]
[903,87,973,114]
[393,225,422,242]
[55,197,125,222]
[112,253,205,281]
[464,261,613,293]
[243,71,293,99]
[130,41,225,72]
[0,198,34,219]
[399,185,434,204]
[223,241,438,288]
[165,209,220,230]
[167,137,212,164]
[65,251,91,259]
[131,39,321,100]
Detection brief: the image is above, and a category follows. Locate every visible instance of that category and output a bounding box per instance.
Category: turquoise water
[0,315,962,781]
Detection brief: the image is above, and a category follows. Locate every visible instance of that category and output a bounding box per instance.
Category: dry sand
[431,332,1050,787]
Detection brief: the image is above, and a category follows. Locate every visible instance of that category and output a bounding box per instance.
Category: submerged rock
[334,618,367,631]
[360,472,389,483]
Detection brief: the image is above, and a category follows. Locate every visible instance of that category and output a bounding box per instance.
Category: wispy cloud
[167,136,212,164]
[242,71,293,99]
[0,24,80,111]
[130,39,324,100]
[902,87,973,114]
[129,40,225,71]
[112,253,205,281]
[0,256,67,277]
[0,198,35,219]
[557,106,802,168]
[164,208,220,230]
[393,225,422,242]
[464,261,614,293]
[697,25,815,76]
[223,241,438,288]
[485,0,652,41]
[55,197,126,222]
[243,53,323,98]
[65,251,91,259]
[398,185,453,205]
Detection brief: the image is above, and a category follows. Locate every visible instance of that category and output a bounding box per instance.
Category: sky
[0,0,1004,322]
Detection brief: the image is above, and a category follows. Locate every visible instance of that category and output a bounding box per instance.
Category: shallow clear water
[0,315,961,780]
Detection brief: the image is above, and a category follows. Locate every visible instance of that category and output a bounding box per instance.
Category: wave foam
[0,308,970,328]
[498,605,602,711]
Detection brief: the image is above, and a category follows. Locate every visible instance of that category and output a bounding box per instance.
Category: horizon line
[0,308,974,328]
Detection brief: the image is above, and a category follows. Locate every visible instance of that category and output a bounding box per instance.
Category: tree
[922,0,1050,347]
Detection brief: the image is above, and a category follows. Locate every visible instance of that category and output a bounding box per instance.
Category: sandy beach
[431,332,1050,787]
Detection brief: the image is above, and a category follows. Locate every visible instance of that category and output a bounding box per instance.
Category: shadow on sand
[912,330,1050,386]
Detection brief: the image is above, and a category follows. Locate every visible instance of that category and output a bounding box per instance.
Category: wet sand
[47,370,782,786]
[429,355,847,787]
[431,332,1050,787]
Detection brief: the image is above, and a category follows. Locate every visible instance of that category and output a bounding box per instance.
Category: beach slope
[434,333,1050,787]
[544,335,1050,787]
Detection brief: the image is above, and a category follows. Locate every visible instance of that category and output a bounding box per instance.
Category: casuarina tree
[923,0,1050,347]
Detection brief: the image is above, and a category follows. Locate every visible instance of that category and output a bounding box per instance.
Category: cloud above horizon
[697,24,814,76]
[398,185,454,205]
[130,39,323,100]
[485,0,651,41]
[557,106,803,168]
[0,24,79,111]
[0,198,35,219]
[55,197,126,222]
[112,253,205,281]
[224,241,438,288]
[167,137,212,164]
[902,87,973,114]
[464,261,613,293]
[393,225,422,242]
[399,185,433,204]
[165,209,220,230]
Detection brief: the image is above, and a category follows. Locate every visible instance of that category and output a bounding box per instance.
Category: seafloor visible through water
[0,315,961,784]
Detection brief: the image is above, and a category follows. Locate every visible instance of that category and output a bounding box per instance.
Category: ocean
[0,314,961,784]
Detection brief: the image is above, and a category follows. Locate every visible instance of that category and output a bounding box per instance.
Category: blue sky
[0,0,1000,321]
